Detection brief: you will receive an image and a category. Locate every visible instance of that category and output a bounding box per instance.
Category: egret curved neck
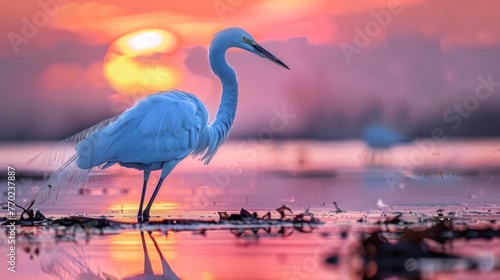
[208,43,238,134]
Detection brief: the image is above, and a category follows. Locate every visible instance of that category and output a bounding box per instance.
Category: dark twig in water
[5,200,46,222]
[326,215,500,279]
[276,205,293,219]
[333,201,345,213]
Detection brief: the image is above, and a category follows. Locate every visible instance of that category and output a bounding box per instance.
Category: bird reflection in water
[40,231,180,280]
[115,231,180,280]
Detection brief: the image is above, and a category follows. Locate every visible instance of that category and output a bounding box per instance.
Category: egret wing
[76,91,208,168]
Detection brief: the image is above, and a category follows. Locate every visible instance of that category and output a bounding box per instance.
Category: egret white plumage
[28,27,289,221]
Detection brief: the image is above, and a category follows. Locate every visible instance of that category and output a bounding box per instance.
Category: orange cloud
[12,0,400,49]
[3,0,499,56]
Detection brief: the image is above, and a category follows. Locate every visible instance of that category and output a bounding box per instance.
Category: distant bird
[28,27,289,221]
[361,124,412,165]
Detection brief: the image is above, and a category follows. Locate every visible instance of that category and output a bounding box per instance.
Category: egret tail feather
[26,116,118,209]
[28,116,118,178]
[26,154,92,208]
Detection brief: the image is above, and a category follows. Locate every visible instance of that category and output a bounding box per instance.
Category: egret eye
[242,36,247,42]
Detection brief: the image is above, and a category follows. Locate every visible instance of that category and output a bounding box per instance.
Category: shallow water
[1,139,500,279]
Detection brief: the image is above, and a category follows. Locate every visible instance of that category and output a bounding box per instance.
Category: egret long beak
[252,43,290,70]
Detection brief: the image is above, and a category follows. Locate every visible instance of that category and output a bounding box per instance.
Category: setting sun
[103,29,181,95]
[128,31,165,51]
[120,29,178,56]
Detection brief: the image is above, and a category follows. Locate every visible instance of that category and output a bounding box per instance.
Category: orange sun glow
[103,29,182,96]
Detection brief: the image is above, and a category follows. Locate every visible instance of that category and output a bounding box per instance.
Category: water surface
[1,139,500,279]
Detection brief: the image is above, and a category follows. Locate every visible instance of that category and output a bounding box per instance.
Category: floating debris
[333,201,345,213]
[276,205,293,219]
[2,206,323,240]
[326,215,500,279]
[377,198,392,210]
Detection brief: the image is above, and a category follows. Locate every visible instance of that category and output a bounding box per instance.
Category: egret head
[213,27,289,70]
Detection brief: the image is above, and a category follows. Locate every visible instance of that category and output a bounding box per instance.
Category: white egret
[361,124,412,165]
[28,27,289,221]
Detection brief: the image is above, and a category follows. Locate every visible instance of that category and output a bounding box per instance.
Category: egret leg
[143,161,177,220]
[142,177,165,221]
[138,171,151,222]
